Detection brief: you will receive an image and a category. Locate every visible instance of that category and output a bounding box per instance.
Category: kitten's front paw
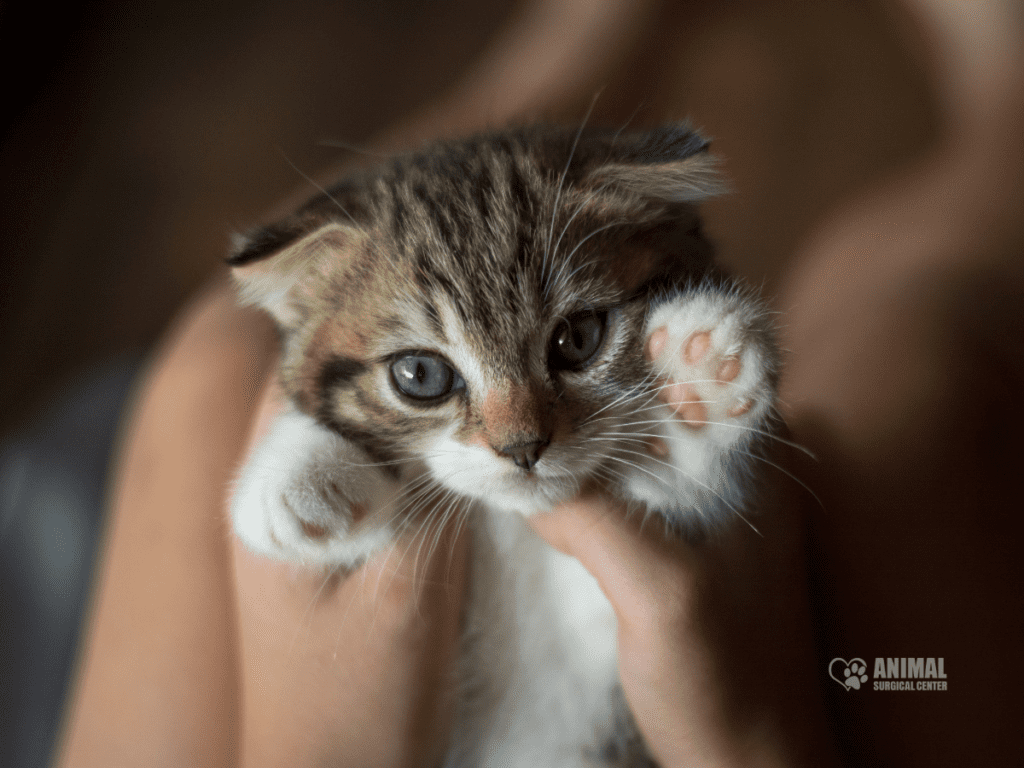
[625,286,777,519]
[644,289,773,437]
[232,408,398,566]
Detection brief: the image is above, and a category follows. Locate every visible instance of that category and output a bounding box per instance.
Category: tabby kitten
[230,124,779,767]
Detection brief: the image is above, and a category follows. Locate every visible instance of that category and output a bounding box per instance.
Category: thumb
[528,494,701,634]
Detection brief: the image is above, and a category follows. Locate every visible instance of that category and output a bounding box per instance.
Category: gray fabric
[0,355,142,768]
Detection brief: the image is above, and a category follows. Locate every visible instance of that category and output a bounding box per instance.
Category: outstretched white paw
[231,407,397,566]
[621,287,776,519]
[644,290,771,441]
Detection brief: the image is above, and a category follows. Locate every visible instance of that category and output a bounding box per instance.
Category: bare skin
[56,285,470,768]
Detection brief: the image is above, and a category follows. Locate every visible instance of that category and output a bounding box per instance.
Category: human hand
[529,443,839,768]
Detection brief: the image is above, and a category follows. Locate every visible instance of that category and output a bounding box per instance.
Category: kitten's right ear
[229,222,360,328]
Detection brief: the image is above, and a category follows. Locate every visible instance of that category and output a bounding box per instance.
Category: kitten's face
[232,125,722,511]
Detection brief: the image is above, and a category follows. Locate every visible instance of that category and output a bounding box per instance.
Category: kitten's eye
[390,354,462,402]
[549,310,607,370]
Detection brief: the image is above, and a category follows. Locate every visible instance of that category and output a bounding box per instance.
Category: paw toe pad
[645,315,762,433]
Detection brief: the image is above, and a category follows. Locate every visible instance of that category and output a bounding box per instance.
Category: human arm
[53,281,467,768]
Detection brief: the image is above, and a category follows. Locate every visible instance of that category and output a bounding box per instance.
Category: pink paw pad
[645,326,668,361]
[657,380,709,431]
[645,316,760,435]
[716,356,741,383]
[726,399,753,417]
[299,520,331,540]
[646,435,670,457]
[683,331,711,365]
[349,502,368,523]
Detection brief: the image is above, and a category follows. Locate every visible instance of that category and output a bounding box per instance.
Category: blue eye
[390,353,463,402]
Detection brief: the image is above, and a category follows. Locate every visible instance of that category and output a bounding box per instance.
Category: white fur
[445,511,619,768]
[231,286,774,765]
[231,407,399,564]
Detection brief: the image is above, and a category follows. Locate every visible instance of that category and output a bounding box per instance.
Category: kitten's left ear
[586,124,725,204]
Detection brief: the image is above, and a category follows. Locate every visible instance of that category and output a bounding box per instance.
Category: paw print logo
[829,658,869,691]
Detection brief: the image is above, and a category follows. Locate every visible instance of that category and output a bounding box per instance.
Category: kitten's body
[230,125,779,766]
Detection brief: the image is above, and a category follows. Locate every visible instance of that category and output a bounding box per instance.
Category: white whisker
[276,148,358,227]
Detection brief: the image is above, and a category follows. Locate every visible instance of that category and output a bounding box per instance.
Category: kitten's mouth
[425,439,584,511]
[435,466,578,513]
[494,466,579,499]
[502,462,568,485]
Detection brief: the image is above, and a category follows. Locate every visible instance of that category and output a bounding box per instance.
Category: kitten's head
[231,124,724,511]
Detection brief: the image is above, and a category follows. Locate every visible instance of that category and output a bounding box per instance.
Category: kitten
[229,124,779,767]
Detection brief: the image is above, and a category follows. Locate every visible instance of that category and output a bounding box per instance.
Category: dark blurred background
[0,1,944,765]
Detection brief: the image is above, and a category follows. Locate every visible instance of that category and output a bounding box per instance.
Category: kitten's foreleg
[232,406,400,565]
[624,284,778,528]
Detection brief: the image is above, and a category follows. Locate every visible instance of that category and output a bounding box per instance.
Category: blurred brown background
[0,1,945,766]
[0,0,939,438]
[0,0,523,437]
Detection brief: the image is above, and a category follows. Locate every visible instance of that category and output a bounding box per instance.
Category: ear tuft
[614,124,710,165]
[587,124,726,204]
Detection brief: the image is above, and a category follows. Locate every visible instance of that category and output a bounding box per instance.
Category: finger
[529,494,700,635]
[528,436,806,630]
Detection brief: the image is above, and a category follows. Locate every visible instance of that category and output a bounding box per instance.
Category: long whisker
[560,219,629,267]
[287,563,344,657]
[583,398,808,456]
[549,179,614,268]
[373,464,479,595]
[610,102,643,144]
[544,94,599,286]
[318,138,390,158]
[371,485,456,612]
[604,444,761,536]
[276,148,358,227]
[611,415,813,459]
[583,374,661,422]
[732,448,825,510]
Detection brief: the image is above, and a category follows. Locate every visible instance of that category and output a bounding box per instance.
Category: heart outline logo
[829,657,869,691]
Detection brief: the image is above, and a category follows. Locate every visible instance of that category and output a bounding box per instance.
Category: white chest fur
[452,509,620,768]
